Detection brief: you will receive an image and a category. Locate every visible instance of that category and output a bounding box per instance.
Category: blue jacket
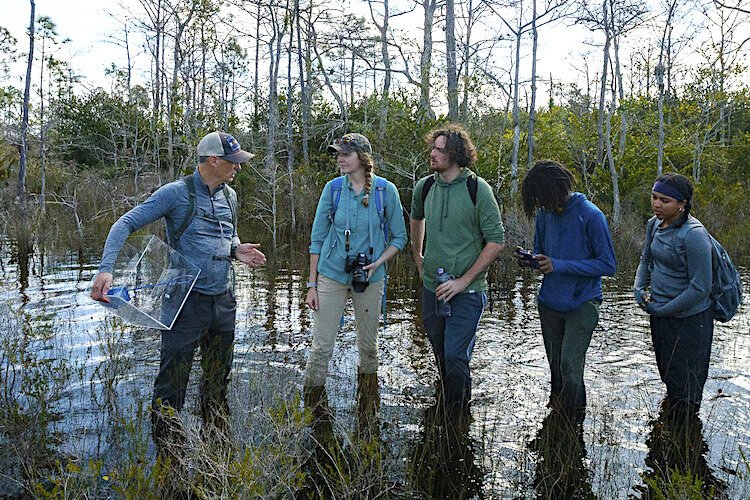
[309,174,408,285]
[98,168,240,295]
[534,192,617,312]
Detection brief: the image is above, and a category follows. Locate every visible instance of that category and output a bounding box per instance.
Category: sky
[4,0,607,96]
[6,0,729,111]
[5,0,126,90]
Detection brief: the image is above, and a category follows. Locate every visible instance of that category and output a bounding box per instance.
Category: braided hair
[521,160,574,217]
[357,152,376,207]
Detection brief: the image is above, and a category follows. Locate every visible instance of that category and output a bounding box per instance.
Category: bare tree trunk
[253,0,261,124]
[459,0,475,121]
[295,0,309,165]
[286,13,296,234]
[39,24,46,212]
[419,0,437,120]
[527,0,538,169]
[656,0,677,177]
[446,0,458,119]
[265,3,288,252]
[18,0,35,206]
[369,0,392,133]
[596,0,610,167]
[611,6,626,162]
[510,28,522,196]
[605,102,621,227]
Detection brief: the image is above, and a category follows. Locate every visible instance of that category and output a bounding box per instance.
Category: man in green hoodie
[410,124,505,409]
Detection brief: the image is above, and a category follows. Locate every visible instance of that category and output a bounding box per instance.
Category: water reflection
[1,242,750,498]
[408,403,484,499]
[636,397,727,498]
[530,408,594,499]
[301,373,386,498]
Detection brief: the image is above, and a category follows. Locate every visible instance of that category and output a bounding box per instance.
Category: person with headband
[303,133,407,413]
[633,172,714,418]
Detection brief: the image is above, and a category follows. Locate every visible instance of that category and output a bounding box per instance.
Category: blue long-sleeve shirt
[309,174,408,285]
[633,216,712,318]
[98,168,240,295]
[534,192,617,312]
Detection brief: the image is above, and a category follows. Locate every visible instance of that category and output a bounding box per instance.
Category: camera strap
[341,178,376,256]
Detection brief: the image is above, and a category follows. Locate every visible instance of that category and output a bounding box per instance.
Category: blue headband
[652,180,685,201]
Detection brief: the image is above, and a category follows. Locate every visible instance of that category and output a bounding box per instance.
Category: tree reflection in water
[636,397,727,499]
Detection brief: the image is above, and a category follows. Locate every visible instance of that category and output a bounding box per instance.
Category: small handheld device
[515,246,539,268]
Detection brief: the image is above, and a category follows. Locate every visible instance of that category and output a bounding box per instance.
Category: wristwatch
[306,282,317,288]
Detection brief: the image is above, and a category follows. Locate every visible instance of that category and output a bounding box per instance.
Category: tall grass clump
[0,300,74,495]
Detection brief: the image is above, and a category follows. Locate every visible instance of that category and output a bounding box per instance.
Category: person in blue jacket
[518,160,617,425]
[303,133,408,402]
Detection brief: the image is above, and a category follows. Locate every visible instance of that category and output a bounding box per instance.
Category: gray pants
[152,289,236,439]
[538,300,600,416]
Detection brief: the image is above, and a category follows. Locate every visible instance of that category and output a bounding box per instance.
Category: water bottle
[435,268,452,317]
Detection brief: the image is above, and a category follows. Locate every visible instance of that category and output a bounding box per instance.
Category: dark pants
[650,307,713,407]
[421,287,486,406]
[538,300,599,419]
[152,289,236,447]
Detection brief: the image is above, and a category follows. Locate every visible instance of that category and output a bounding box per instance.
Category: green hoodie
[411,169,504,292]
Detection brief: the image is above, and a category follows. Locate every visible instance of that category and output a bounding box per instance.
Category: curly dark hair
[521,160,574,217]
[425,124,477,169]
[655,172,694,222]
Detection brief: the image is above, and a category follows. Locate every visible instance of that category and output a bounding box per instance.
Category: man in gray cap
[91,131,266,455]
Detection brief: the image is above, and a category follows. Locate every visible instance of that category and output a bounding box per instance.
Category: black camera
[345,253,370,293]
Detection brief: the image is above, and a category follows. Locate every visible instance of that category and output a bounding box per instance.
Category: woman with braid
[633,173,714,418]
[519,160,616,426]
[303,133,407,410]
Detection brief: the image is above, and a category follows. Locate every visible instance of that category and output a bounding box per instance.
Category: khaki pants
[304,275,384,387]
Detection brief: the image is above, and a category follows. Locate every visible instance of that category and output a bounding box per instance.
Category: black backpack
[420,173,479,206]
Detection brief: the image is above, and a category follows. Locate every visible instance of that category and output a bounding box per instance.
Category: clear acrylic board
[95,235,200,330]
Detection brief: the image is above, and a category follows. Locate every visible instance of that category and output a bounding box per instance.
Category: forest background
[1,0,749,264]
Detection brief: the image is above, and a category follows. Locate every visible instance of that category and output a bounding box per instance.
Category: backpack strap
[420,174,479,207]
[373,176,388,242]
[372,176,390,329]
[420,176,436,207]
[172,176,237,247]
[467,173,478,205]
[329,176,345,222]
[223,184,238,229]
[172,176,197,246]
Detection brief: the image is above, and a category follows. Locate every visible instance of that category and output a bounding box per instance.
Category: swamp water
[1,240,749,498]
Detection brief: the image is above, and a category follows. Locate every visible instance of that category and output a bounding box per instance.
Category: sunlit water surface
[1,239,749,498]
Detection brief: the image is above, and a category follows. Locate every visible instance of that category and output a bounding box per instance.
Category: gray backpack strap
[223,185,238,229]
[172,176,196,246]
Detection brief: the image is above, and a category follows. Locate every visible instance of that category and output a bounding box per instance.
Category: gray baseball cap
[197,132,254,163]
[327,133,372,154]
